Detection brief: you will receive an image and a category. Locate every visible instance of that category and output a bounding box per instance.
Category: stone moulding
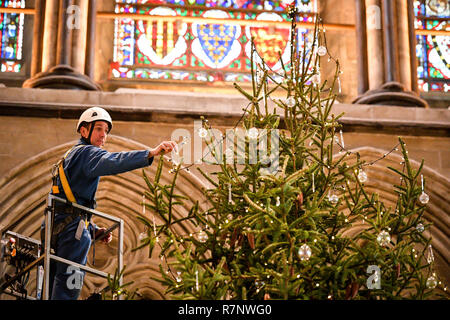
[0,139,448,299]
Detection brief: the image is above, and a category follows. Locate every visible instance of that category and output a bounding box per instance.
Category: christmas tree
[135,7,447,300]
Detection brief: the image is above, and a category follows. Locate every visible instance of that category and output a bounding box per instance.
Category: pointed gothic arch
[0,141,448,298]
[0,135,208,299]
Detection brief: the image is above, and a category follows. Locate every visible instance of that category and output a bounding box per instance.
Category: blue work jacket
[52,138,153,208]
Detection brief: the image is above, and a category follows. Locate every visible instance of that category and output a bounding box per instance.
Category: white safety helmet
[76,107,112,133]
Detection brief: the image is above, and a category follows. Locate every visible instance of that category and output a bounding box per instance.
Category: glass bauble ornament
[286,96,296,108]
[311,74,320,85]
[419,192,429,204]
[317,45,327,56]
[328,193,339,205]
[416,223,425,233]
[377,230,391,247]
[198,128,208,139]
[426,276,437,289]
[358,170,368,183]
[247,127,259,140]
[298,244,312,261]
[197,230,208,243]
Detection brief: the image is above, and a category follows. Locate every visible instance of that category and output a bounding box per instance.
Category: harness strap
[49,144,97,263]
[55,145,85,204]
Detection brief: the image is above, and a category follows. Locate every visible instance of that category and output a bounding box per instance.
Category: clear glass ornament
[198,128,208,139]
[286,96,296,108]
[176,271,182,283]
[195,270,199,291]
[298,244,312,261]
[377,230,391,247]
[328,192,339,205]
[426,276,437,289]
[317,45,327,56]
[416,223,425,233]
[419,192,429,204]
[197,230,208,243]
[419,174,429,204]
[247,127,259,140]
[427,245,434,264]
[358,170,368,183]
[339,130,345,149]
[311,74,320,85]
[255,69,262,84]
[334,135,340,144]
[337,76,342,94]
[275,196,280,206]
[255,280,265,293]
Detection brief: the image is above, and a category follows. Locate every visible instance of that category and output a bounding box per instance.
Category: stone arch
[336,146,449,287]
[0,135,209,299]
[1,141,448,298]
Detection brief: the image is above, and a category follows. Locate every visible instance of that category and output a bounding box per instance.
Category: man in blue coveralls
[44,107,176,300]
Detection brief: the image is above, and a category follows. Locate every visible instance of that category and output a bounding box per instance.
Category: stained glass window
[0,0,25,73]
[111,0,316,83]
[414,0,449,92]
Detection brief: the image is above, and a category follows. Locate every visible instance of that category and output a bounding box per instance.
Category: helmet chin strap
[81,121,96,145]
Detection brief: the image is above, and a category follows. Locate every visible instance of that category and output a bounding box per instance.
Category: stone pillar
[407,0,419,93]
[23,0,100,91]
[30,0,45,77]
[365,0,384,90]
[56,0,73,65]
[355,0,369,95]
[40,0,59,72]
[71,0,88,74]
[382,0,399,83]
[396,0,412,91]
[84,0,97,79]
[353,0,428,107]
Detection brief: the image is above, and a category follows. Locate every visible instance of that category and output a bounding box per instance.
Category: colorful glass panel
[414,0,449,92]
[0,0,25,73]
[111,0,316,83]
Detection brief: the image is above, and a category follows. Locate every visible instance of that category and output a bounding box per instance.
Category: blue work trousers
[42,215,93,300]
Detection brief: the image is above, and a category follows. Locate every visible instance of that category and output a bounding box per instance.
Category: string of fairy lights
[136,7,444,294]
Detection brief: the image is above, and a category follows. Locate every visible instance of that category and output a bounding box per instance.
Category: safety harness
[46,145,96,257]
[53,145,84,204]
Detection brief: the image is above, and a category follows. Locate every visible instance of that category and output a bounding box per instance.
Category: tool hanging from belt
[49,145,98,265]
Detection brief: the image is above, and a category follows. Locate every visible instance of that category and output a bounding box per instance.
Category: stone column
[365,0,385,90]
[71,0,88,74]
[382,0,399,83]
[353,0,428,107]
[355,0,369,95]
[56,0,73,65]
[30,0,45,77]
[396,0,412,91]
[40,0,59,72]
[407,0,419,93]
[84,0,97,79]
[23,0,100,91]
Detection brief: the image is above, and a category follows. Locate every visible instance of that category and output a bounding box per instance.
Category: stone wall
[0,87,448,299]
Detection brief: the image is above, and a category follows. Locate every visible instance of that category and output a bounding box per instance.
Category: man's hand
[95,227,112,244]
[149,141,177,158]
